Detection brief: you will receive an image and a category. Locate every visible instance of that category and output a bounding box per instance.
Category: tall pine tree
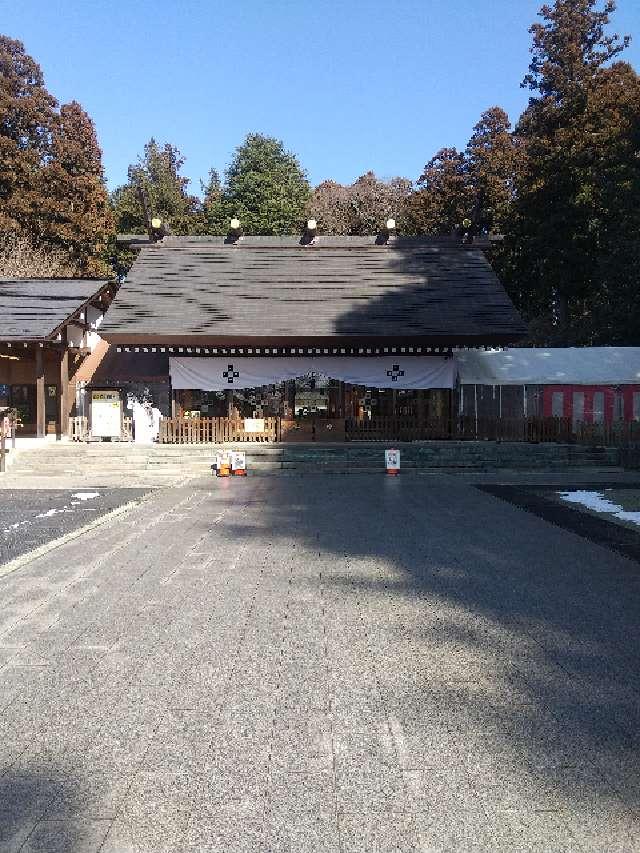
[406,148,470,235]
[44,101,113,275]
[502,0,639,344]
[465,107,519,236]
[208,134,310,235]
[111,139,204,236]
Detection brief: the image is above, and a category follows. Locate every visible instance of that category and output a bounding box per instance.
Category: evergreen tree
[465,107,519,236]
[44,101,113,275]
[501,0,638,344]
[111,139,203,235]
[209,133,310,235]
[406,148,471,235]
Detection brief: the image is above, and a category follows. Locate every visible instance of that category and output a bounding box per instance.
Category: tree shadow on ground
[0,770,88,851]
[212,472,640,812]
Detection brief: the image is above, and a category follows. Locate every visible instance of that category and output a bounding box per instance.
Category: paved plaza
[1,473,640,851]
[0,491,150,568]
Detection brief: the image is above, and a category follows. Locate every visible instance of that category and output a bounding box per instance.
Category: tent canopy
[456,348,640,386]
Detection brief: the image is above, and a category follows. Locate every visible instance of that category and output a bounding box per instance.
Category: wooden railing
[78,413,640,447]
[159,417,278,444]
[574,420,640,447]
[345,415,640,444]
[457,415,573,443]
[346,417,452,442]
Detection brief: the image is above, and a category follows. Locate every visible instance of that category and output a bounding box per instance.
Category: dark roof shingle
[100,237,526,345]
[0,280,109,341]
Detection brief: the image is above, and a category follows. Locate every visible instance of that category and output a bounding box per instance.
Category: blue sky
[2,0,639,194]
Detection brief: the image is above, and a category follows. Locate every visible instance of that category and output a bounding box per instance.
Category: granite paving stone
[18,818,112,853]
[1,473,640,851]
[0,489,150,567]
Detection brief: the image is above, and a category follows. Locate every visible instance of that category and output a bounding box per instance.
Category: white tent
[455,348,640,386]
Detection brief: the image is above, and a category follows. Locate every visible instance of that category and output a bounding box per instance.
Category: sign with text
[385,448,400,474]
[231,451,246,475]
[243,418,265,433]
[91,391,121,439]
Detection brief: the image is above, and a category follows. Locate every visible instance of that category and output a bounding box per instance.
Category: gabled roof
[0,279,110,341]
[100,236,526,346]
[456,347,640,385]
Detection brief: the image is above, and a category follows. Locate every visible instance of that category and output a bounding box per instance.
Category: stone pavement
[0,490,149,567]
[1,473,640,852]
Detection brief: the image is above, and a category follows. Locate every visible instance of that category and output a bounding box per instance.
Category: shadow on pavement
[212,473,640,812]
[0,770,83,851]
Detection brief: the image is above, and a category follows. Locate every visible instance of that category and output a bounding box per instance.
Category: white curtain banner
[169,356,455,391]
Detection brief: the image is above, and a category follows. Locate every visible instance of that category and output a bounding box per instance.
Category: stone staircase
[0,443,215,488]
[0,440,624,488]
[225,442,622,473]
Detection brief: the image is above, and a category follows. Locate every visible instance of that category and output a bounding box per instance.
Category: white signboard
[231,451,246,471]
[385,448,401,472]
[244,418,265,433]
[91,391,121,439]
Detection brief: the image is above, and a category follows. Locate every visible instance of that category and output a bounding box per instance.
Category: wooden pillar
[226,389,234,418]
[36,346,46,438]
[58,347,69,439]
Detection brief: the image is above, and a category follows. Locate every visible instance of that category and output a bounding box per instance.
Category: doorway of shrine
[173,377,452,442]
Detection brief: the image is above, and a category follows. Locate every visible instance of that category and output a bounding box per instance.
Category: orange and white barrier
[385,448,400,475]
[215,450,232,477]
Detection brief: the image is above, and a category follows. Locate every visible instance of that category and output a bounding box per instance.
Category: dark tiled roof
[0,280,109,341]
[100,237,526,345]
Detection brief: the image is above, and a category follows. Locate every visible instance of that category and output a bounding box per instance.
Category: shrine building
[0,279,115,437]
[93,231,526,441]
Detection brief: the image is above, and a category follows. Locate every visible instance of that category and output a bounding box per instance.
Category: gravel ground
[0,489,150,567]
[0,474,639,851]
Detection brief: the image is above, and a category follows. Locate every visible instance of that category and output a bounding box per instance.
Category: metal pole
[474,384,478,439]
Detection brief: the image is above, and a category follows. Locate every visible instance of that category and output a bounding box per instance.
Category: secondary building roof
[0,279,110,342]
[100,236,526,347]
[456,347,640,385]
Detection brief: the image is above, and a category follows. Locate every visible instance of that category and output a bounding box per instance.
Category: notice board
[91,390,122,439]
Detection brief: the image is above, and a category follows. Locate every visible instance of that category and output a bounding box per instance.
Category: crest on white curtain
[169,356,455,391]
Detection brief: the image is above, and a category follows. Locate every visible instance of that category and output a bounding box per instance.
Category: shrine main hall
[96,232,526,441]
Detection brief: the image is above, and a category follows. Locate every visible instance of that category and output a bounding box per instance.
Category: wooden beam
[36,346,45,438]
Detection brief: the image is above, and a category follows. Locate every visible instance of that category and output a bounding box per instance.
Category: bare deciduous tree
[0,232,77,278]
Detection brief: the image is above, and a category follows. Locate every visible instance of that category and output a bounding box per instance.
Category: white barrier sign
[244,418,265,433]
[385,448,401,472]
[231,451,246,471]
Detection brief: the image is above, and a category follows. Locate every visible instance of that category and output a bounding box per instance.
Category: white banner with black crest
[169,356,455,390]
